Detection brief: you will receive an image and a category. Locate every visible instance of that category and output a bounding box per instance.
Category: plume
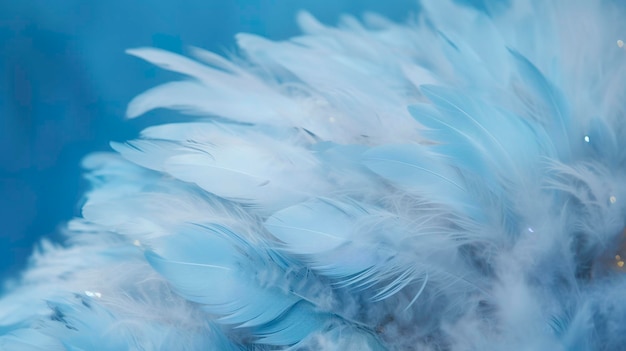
[2,0,626,350]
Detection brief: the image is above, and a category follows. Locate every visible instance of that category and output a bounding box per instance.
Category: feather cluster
[2,0,626,350]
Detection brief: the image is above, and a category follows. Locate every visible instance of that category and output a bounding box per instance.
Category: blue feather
[508,49,572,159]
[3,0,626,349]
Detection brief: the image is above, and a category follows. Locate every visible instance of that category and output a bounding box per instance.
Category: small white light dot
[133,239,141,247]
[527,227,535,233]
[328,116,336,123]
[610,196,617,204]
[584,135,590,143]
[618,39,624,48]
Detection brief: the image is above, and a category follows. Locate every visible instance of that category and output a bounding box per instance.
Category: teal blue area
[0,0,419,280]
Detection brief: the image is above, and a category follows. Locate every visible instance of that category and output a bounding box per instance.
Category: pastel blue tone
[2,0,626,349]
[0,0,416,279]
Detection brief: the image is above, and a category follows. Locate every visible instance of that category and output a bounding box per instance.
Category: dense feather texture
[2,0,626,350]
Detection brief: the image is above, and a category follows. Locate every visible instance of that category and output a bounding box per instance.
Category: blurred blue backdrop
[0,0,422,280]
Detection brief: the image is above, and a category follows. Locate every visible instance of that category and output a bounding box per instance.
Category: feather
[508,49,572,159]
[111,122,328,213]
[143,224,384,346]
[362,144,478,218]
[265,197,482,311]
[3,0,626,350]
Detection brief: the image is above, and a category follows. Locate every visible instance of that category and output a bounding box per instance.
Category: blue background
[0,0,422,280]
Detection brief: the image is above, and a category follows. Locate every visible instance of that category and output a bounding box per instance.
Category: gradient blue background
[0,0,426,280]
